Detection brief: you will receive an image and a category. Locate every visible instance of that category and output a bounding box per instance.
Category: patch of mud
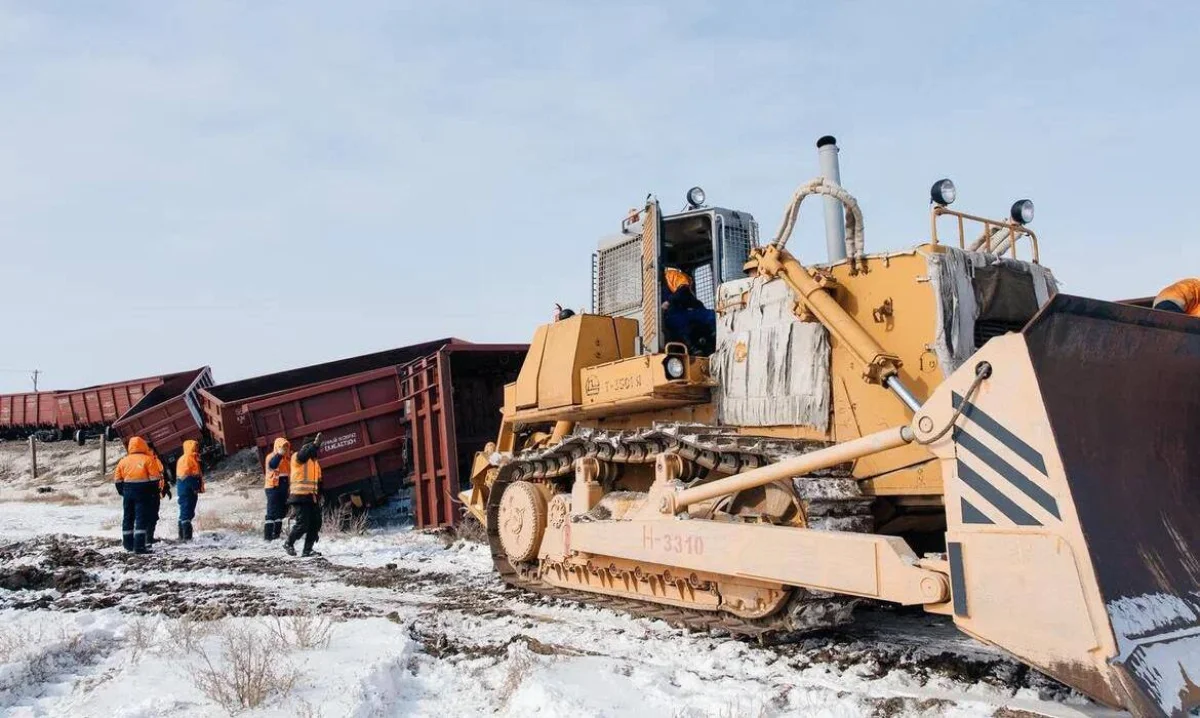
[0,534,409,619]
[775,606,1079,702]
[407,616,599,661]
[0,564,90,592]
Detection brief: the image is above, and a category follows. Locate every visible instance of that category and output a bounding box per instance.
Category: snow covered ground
[0,440,1124,717]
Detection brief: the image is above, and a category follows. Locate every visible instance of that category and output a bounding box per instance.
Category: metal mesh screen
[693,263,715,309]
[594,235,643,316]
[721,220,758,281]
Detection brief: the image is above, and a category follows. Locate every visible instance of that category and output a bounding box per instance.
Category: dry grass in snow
[193,622,300,715]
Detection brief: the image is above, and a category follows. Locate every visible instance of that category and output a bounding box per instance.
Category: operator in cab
[174,439,204,542]
[1153,278,1200,316]
[112,436,165,554]
[263,437,291,541]
[661,266,716,356]
[284,433,323,557]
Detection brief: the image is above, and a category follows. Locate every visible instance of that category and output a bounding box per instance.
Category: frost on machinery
[461,137,1200,717]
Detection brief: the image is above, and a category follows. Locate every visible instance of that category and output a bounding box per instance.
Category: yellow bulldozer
[460,136,1200,717]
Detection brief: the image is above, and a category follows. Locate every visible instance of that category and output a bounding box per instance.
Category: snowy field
[0,440,1124,718]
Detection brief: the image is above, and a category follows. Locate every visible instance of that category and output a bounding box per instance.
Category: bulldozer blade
[920,295,1200,717]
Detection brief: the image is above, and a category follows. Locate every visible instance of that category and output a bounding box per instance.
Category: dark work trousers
[147,489,162,543]
[177,477,201,538]
[264,478,290,540]
[285,500,322,553]
[121,482,159,552]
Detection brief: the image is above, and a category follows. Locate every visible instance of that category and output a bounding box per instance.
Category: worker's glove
[115,483,124,497]
[162,483,172,499]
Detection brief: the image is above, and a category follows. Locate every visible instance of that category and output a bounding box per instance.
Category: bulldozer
[460,136,1200,717]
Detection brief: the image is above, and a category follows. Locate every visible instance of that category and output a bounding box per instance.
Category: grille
[594,236,643,316]
[973,319,1024,349]
[721,220,757,281]
[693,264,715,309]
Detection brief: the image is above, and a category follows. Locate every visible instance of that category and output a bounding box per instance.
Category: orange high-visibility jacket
[264,437,291,489]
[664,267,692,293]
[176,439,205,492]
[114,436,165,484]
[289,451,322,498]
[1154,278,1200,316]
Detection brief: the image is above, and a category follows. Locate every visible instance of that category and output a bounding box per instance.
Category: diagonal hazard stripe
[960,497,994,525]
[952,392,1048,476]
[957,459,1042,526]
[955,427,1061,520]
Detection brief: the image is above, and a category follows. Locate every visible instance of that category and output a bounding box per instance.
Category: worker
[112,436,165,554]
[1153,278,1200,316]
[263,437,292,541]
[284,433,323,557]
[175,439,204,542]
[554,303,576,321]
[661,266,716,355]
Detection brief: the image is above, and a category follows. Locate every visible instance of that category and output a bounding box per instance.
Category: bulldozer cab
[592,196,759,354]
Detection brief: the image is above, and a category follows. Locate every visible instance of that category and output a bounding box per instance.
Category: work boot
[263,522,273,541]
[134,532,150,555]
[184,522,193,541]
[301,550,322,558]
[178,522,186,541]
[273,521,283,540]
[122,531,135,552]
[283,542,296,556]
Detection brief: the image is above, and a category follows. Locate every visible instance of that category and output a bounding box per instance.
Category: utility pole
[31,369,40,392]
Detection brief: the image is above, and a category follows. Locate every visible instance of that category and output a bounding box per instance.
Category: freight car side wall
[113,368,215,462]
[201,337,460,455]
[0,392,59,437]
[56,379,164,430]
[402,346,526,528]
[246,366,411,503]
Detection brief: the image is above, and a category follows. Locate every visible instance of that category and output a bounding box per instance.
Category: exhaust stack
[817,135,847,263]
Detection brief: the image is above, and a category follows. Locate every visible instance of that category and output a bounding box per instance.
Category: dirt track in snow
[0,441,1112,717]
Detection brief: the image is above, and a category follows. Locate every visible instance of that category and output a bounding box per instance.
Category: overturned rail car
[112,367,217,468]
[199,338,460,455]
[245,342,526,526]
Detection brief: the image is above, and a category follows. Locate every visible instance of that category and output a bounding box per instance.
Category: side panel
[514,325,549,410]
[403,353,453,528]
[246,367,410,502]
[641,200,662,352]
[405,346,527,528]
[113,368,214,458]
[536,315,637,410]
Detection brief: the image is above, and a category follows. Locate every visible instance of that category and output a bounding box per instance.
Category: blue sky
[1,1,1198,391]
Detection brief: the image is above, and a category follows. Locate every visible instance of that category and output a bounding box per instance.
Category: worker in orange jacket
[263,437,291,541]
[113,436,165,554]
[175,439,205,542]
[284,434,323,557]
[1153,278,1200,316]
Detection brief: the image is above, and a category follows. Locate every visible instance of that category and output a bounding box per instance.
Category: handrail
[929,205,1040,264]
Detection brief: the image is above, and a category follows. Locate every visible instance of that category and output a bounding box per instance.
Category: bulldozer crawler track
[486,425,872,641]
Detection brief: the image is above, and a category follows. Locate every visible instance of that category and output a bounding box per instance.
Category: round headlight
[930,178,956,206]
[686,186,706,209]
[1010,199,1034,225]
[664,356,686,379]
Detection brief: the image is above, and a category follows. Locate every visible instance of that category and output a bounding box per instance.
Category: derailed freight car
[111,367,217,470]
[244,342,526,525]
[2,370,195,442]
[198,337,460,455]
[55,372,177,442]
[0,392,58,440]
